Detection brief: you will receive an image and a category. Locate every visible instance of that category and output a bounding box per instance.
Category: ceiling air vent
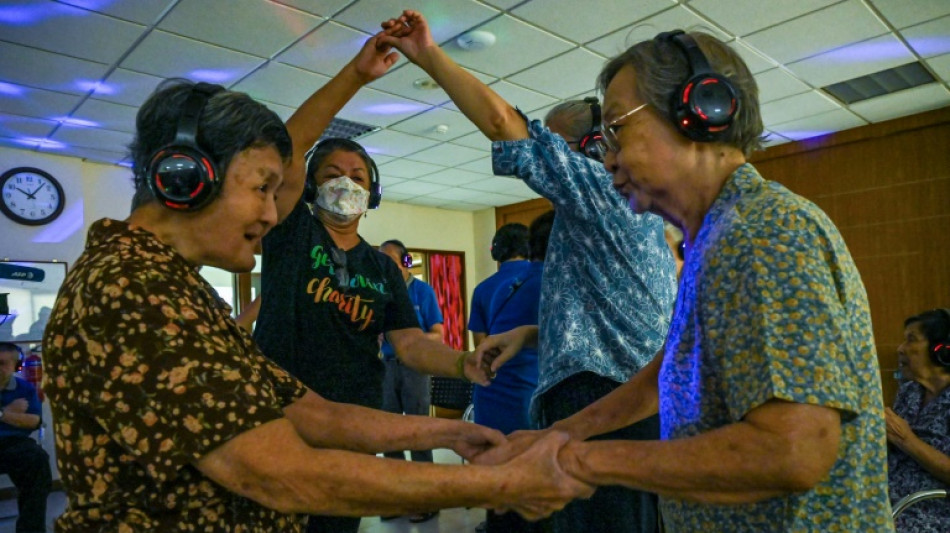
[821,61,936,105]
[318,117,380,141]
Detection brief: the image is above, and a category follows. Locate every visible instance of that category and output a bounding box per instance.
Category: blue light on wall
[32,201,84,244]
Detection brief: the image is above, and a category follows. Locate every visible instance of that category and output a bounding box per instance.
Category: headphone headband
[577,97,606,162]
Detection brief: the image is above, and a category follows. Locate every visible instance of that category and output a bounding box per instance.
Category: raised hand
[378,10,437,64]
[351,29,401,85]
[475,325,537,374]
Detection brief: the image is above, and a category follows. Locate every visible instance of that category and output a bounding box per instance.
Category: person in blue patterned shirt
[381,11,677,533]
[471,28,895,533]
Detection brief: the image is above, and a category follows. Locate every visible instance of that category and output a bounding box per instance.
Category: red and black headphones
[931,308,950,368]
[145,83,225,211]
[577,97,606,162]
[657,30,738,143]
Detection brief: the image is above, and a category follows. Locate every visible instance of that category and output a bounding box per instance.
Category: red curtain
[428,253,465,350]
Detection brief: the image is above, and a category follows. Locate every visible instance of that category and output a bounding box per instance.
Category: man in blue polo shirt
[0,342,51,533]
[377,240,444,524]
[468,224,530,348]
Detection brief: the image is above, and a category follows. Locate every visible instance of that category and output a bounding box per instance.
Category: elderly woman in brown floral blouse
[42,34,592,533]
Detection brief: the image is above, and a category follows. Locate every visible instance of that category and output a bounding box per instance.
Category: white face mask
[314,176,370,223]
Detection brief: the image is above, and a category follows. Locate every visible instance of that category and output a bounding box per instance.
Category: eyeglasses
[602,102,649,153]
[329,247,350,290]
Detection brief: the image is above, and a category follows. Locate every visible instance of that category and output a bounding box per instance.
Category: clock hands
[15,187,34,198]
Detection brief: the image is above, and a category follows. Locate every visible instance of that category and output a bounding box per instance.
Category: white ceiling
[1,0,949,212]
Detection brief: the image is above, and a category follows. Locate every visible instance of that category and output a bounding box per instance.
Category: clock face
[0,167,66,226]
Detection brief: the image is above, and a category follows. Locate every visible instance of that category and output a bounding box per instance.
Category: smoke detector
[456,30,496,51]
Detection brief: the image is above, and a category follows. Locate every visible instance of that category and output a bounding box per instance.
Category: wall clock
[0,167,66,226]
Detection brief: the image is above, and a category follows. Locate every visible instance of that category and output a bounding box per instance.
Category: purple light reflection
[0,82,24,97]
[75,80,116,95]
[188,70,233,83]
[819,40,913,63]
[0,4,44,25]
[32,201,84,244]
[55,117,100,128]
[363,103,429,115]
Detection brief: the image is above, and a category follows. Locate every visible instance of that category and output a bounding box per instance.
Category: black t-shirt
[254,202,419,408]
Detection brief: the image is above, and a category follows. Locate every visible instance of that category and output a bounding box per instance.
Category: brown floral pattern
[44,219,308,532]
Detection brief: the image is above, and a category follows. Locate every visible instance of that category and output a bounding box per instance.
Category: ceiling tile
[754,68,812,103]
[478,0,522,9]
[416,168,487,186]
[371,63,496,106]
[50,124,134,152]
[121,30,266,84]
[384,179,450,196]
[926,53,950,80]
[900,15,950,58]
[457,156,495,174]
[449,131,492,150]
[47,145,127,166]
[507,48,605,99]
[458,175,531,195]
[444,15,575,78]
[94,68,166,107]
[232,62,332,108]
[0,2,146,64]
[586,5,731,58]
[359,129,434,157]
[0,114,58,140]
[868,0,950,29]
[388,107,479,140]
[378,158,445,179]
[337,87,431,128]
[744,1,889,64]
[71,98,139,133]
[0,42,110,95]
[785,34,915,88]
[256,100,297,122]
[272,0,352,17]
[160,0,323,57]
[403,142,487,166]
[761,90,842,126]
[850,83,950,123]
[426,187,491,202]
[463,190,524,206]
[335,0,499,44]
[769,108,868,141]
[0,84,83,121]
[729,40,778,74]
[511,0,672,44]
[58,0,175,24]
[689,0,840,37]
[274,21,370,77]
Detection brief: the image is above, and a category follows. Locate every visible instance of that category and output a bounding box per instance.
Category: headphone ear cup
[368,182,382,209]
[402,252,413,269]
[933,343,950,368]
[303,175,316,204]
[578,131,606,162]
[147,144,219,211]
[671,73,738,142]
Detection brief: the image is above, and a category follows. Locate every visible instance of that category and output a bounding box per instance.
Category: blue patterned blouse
[659,164,893,532]
[888,380,950,532]
[491,113,676,421]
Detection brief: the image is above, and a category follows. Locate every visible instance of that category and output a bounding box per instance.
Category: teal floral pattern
[659,165,894,532]
[44,219,308,532]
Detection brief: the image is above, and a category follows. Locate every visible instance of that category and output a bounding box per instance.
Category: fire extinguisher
[23,351,43,402]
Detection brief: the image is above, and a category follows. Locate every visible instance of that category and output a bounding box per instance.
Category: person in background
[377,239,443,524]
[887,308,950,532]
[42,74,593,533]
[381,11,676,533]
[474,26,894,532]
[0,341,50,533]
[240,28,494,533]
[474,210,553,533]
[469,223,530,348]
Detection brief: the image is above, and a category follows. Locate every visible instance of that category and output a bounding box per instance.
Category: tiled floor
[0,449,486,533]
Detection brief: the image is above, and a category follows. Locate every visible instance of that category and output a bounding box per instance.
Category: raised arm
[277,31,400,222]
[379,10,528,141]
